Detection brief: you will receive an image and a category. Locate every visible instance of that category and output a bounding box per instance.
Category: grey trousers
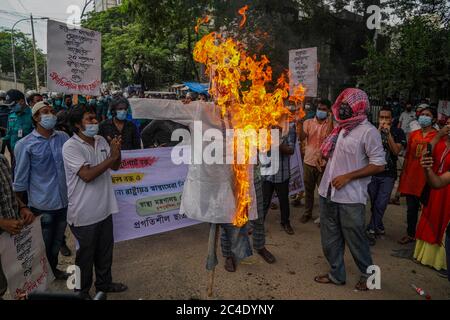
[69,215,114,294]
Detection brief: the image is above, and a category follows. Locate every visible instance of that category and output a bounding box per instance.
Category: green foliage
[0,29,46,90]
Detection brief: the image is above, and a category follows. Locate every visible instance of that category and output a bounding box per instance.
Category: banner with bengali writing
[112,148,200,242]
[289,47,318,97]
[46,20,101,95]
[0,217,54,299]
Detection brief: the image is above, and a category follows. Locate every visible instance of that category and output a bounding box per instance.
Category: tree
[0,29,46,91]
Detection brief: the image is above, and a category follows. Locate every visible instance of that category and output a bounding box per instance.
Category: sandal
[397,236,415,245]
[314,274,345,285]
[224,257,236,272]
[355,279,369,291]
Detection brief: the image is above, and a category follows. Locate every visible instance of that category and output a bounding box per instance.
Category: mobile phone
[426,143,432,156]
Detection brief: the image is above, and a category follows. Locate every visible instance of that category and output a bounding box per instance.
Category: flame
[238,5,249,28]
[195,16,210,34]
[193,14,305,227]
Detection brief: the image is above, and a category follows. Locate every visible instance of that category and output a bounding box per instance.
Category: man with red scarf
[314,88,386,291]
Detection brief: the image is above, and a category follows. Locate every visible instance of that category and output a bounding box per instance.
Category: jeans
[319,196,373,284]
[262,180,290,225]
[303,164,324,218]
[70,215,114,294]
[367,176,396,233]
[405,195,421,238]
[220,223,252,262]
[31,207,67,273]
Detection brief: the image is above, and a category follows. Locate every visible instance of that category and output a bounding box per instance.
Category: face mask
[82,124,98,137]
[40,114,57,130]
[316,110,328,120]
[418,115,432,128]
[55,99,62,107]
[116,110,127,121]
[339,103,353,120]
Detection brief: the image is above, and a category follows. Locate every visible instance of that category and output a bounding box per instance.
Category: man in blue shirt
[14,101,70,280]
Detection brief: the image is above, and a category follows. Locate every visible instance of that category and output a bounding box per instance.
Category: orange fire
[193,6,305,226]
[238,5,249,29]
[195,16,210,34]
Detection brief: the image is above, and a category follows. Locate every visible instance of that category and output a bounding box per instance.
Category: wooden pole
[207,223,220,298]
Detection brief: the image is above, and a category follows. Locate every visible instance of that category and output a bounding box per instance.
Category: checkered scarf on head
[320,88,369,159]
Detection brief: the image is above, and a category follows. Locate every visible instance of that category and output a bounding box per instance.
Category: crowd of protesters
[0,86,448,299]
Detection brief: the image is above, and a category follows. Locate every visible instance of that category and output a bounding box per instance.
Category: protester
[248,165,276,264]
[63,105,127,299]
[27,92,43,107]
[413,119,450,276]
[398,101,416,137]
[52,93,65,112]
[298,98,334,223]
[141,119,188,148]
[99,97,141,150]
[63,94,73,109]
[260,123,297,235]
[0,92,9,155]
[365,107,406,245]
[13,101,70,280]
[2,90,33,168]
[0,152,36,300]
[397,107,438,244]
[314,88,386,291]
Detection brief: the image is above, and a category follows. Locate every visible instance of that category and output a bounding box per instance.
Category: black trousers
[405,195,421,238]
[70,215,114,294]
[262,179,290,225]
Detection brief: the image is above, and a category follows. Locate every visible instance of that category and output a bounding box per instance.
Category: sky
[0,0,94,53]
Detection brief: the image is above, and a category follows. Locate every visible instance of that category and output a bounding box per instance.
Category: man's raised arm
[128,98,202,125]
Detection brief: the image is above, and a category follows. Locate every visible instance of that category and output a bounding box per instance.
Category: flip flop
[314,274,345,285]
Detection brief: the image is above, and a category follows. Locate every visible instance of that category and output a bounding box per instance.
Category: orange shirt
[303,117,333,167]
[398,129,438,197]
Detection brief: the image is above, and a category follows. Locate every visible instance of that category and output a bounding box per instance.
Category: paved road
[50,198,450,300]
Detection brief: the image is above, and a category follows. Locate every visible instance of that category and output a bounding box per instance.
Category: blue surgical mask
[116,110,127,121]
[418,115,432,128]
[54,99,62,107]
[82,124,98,137]
[40,114,57,130]
[316,110,328,120]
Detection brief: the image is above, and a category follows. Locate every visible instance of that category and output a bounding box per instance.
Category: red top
[398,129,438,196]
[415,138,450,244]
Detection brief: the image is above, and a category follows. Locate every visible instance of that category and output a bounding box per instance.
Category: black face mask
[339,103,353,120]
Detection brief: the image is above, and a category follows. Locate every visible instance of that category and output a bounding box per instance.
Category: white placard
[289,47,318,97]
[0,217,54,299]
[47,20,101,95]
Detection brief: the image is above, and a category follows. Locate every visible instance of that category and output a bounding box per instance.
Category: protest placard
[0,217,54,300]
[289,47,318,97]
[46,20,101,95]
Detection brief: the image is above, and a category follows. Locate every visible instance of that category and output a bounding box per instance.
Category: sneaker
[282,223,295,235]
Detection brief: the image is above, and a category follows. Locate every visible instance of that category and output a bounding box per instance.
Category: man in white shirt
[314,88,386,291]
[63,105,127,299]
